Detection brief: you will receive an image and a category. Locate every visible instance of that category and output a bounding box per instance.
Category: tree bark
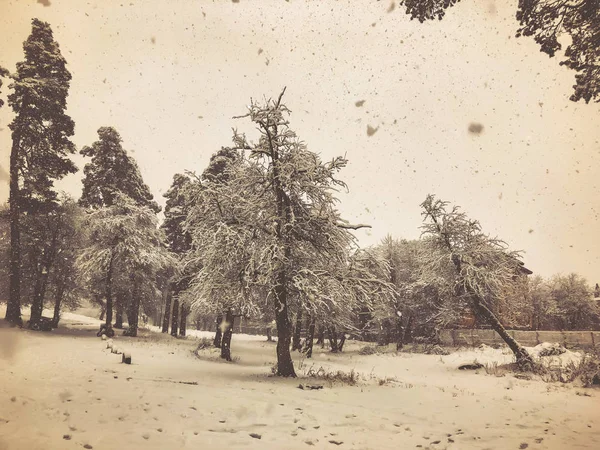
[214,314,223,348]
[51,283,65,328]
[316,325,324,346]
[267,109,296,378]
[274,270,296,377]
[292,309,303,351]
[161,285,172,333]
[179,304,189,337]
[114,294,124,329]
[328,326,339,353]
[104,254,115,330]
[124,280,141,337]
[337,332,346,352]
[29,263,47,327]
[6,135,22,325]
[303,317,316,358]
[395,311,405,351]
[471,297,533,368]
[170,295,179,337]
[220,309,234,361]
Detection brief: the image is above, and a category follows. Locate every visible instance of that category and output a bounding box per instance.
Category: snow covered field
[1,309,599,450]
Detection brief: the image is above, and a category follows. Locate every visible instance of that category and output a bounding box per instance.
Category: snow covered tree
[6,19,77,325]
[160,173,193,336]
[399,0,600,103]
[80,126,160,212]
[527,275,556,331]
[548,273,599,330]
[23,197,84,328]
[516,0,600,103]
[184,90,395,376]
[77,194,174,336]
[420,195,534,368]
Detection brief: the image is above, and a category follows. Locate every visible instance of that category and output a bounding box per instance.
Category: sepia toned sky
[0,0,599,283]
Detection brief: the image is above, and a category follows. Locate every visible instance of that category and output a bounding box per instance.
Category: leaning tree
[184,90,395,376]
[419,195,534,368]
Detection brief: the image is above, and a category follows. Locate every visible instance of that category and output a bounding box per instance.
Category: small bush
[483,361,506,377]
[358,345,379,355]
[537,343,567,357]
[534,352,600,386]
[304,365,359,385]
[195,337,213,351]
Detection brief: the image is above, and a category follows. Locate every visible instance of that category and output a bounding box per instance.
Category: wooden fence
[439,329,600,348]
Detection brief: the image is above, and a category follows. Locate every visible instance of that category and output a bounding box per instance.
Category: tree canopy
[80,126,160,212]
[183,91,395,375]
[400,0,600,103]
[6,18,77,325]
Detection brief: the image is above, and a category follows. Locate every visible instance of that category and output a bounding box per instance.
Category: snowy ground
[1,308,599,450]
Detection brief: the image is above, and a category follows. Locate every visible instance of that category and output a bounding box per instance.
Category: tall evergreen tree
[80,126,160,212]
[6,19,77,324]
[161,173,192,336]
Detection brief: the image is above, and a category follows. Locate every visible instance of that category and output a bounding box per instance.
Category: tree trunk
[395,311,404,351]
[303,317,316,358]
[268,113,296,378]
[6,135,22,325]
[114,294,124,329]
[274,272,296,377]
[125,289,141,337]
[471,298,533,368]
[266,327,272,342]
[51,284,65,328]
[214,314,223,348]
[220,309,234,361]
[170,295,179,337]
[292,309,303,351]
[161,285,172,333]
[104,255,114,330]
[316,325,325,348]
[195,318,201,331]
[337,332,346,352]
[179,304,189,337]
[99,304,106,321]
[328,327,339,353]
[29,264,47,327]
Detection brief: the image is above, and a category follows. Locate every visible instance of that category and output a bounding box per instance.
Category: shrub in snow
[358,345,379,356]
[535,343,567,357]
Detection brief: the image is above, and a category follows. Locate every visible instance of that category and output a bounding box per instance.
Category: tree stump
[122,352,132,364]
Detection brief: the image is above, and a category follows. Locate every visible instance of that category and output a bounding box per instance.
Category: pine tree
[80,126,160,212]
[6,19,77,324]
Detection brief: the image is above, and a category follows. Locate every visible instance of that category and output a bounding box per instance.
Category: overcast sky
[1,0,599,283]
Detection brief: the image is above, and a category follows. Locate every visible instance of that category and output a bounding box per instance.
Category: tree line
[1,18,598,378]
